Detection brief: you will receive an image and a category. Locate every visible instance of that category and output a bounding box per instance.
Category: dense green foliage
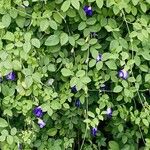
[0,0,150,149]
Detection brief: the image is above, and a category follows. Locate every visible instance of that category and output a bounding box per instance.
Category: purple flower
[38,119,46,128]
[75,99,80,107]
[71,85,77,93]
[96,54,102,62]
[84,6,93,16]
[90,32,98,38]
[33,106,43,118]
[91,127,97,137]
[118,69,128,80]
[6,72,16,81]
[106,108,112,117]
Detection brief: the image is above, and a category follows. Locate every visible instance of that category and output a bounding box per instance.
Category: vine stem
[121,9,145,108]
[80,36,90,150]
[121,9,146,144]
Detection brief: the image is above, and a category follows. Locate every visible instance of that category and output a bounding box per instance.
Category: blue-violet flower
[75,99,81,107]
[33,106,43,118]
[84,6,93,16]
[91,127,97,137]
[38,119,46,128]
[90,32,98,38]
[96,54,102,62]
[106,108,112,117]
[71,85,77,93]
[6,72,16,81]
[118,69,128,80]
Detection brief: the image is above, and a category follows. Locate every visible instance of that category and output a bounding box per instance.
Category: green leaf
[13,60,22,70]
[86,18,96,25]
[0,135,5,142]
[24,32,32,41]
[1,129,8,136]
[132,0,140,5]
[70,77,78,87]
[113,85,123,93]
[76,70,85,77]
[10,127,17,136]
[31,38,40,48]
[60,33,69,46]
[47,108,53,116]
[89,59,96,68]
[3,32,14,41]
[102,53,111,61]
[146,0,150,4]
[81,76,91,84]
[69,37,75,46]
[40,19,49,31]
[71,0,80,10]
[121,52,129,60]
[32,73,41,83]
[96,0,103,9]
[91,48,98,59]
[109,141,119,150]
[7,135,13,145]
[23,42,31,53]
[53,12,62,24]
[0,118,8,128]
[61,68,74,77]
[78,22,86,30]
[142,119,149,127]
[105,60,117,70]
[0,22,5,29]
[118,124,123,132]
[47,128,57,136]
[98,115,104,121]
[141,50,150,60]
[51,101,61,110]
[84,119,91,123]
[3,109,12,117]
[16,16,25,28]
[140,3,147,12]
[89,39,97,45]
[96,61,103,70]
[9,9,18,19]
[63,103,70,109]
[81,43,89,51]
[124,89,130,97]
[48,64,56,72]
[87,111,95,118]
[113,5,120,15]
[24,76,33,89]
[145,74,150,82]
[96,108,100,114]
[61,0,70,12]
[49,19,57,30]
[119,38,128,49]
[110,40,119,50]
[45,35,59,46]
[2,14,11,27]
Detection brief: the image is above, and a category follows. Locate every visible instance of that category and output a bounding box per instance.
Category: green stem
[80,36,90,150]
[121,9,146,144]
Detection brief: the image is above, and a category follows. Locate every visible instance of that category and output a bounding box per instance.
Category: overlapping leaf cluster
[0,0,150,149]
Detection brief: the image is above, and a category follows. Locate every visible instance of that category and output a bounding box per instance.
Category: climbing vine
[0,0,150,149]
